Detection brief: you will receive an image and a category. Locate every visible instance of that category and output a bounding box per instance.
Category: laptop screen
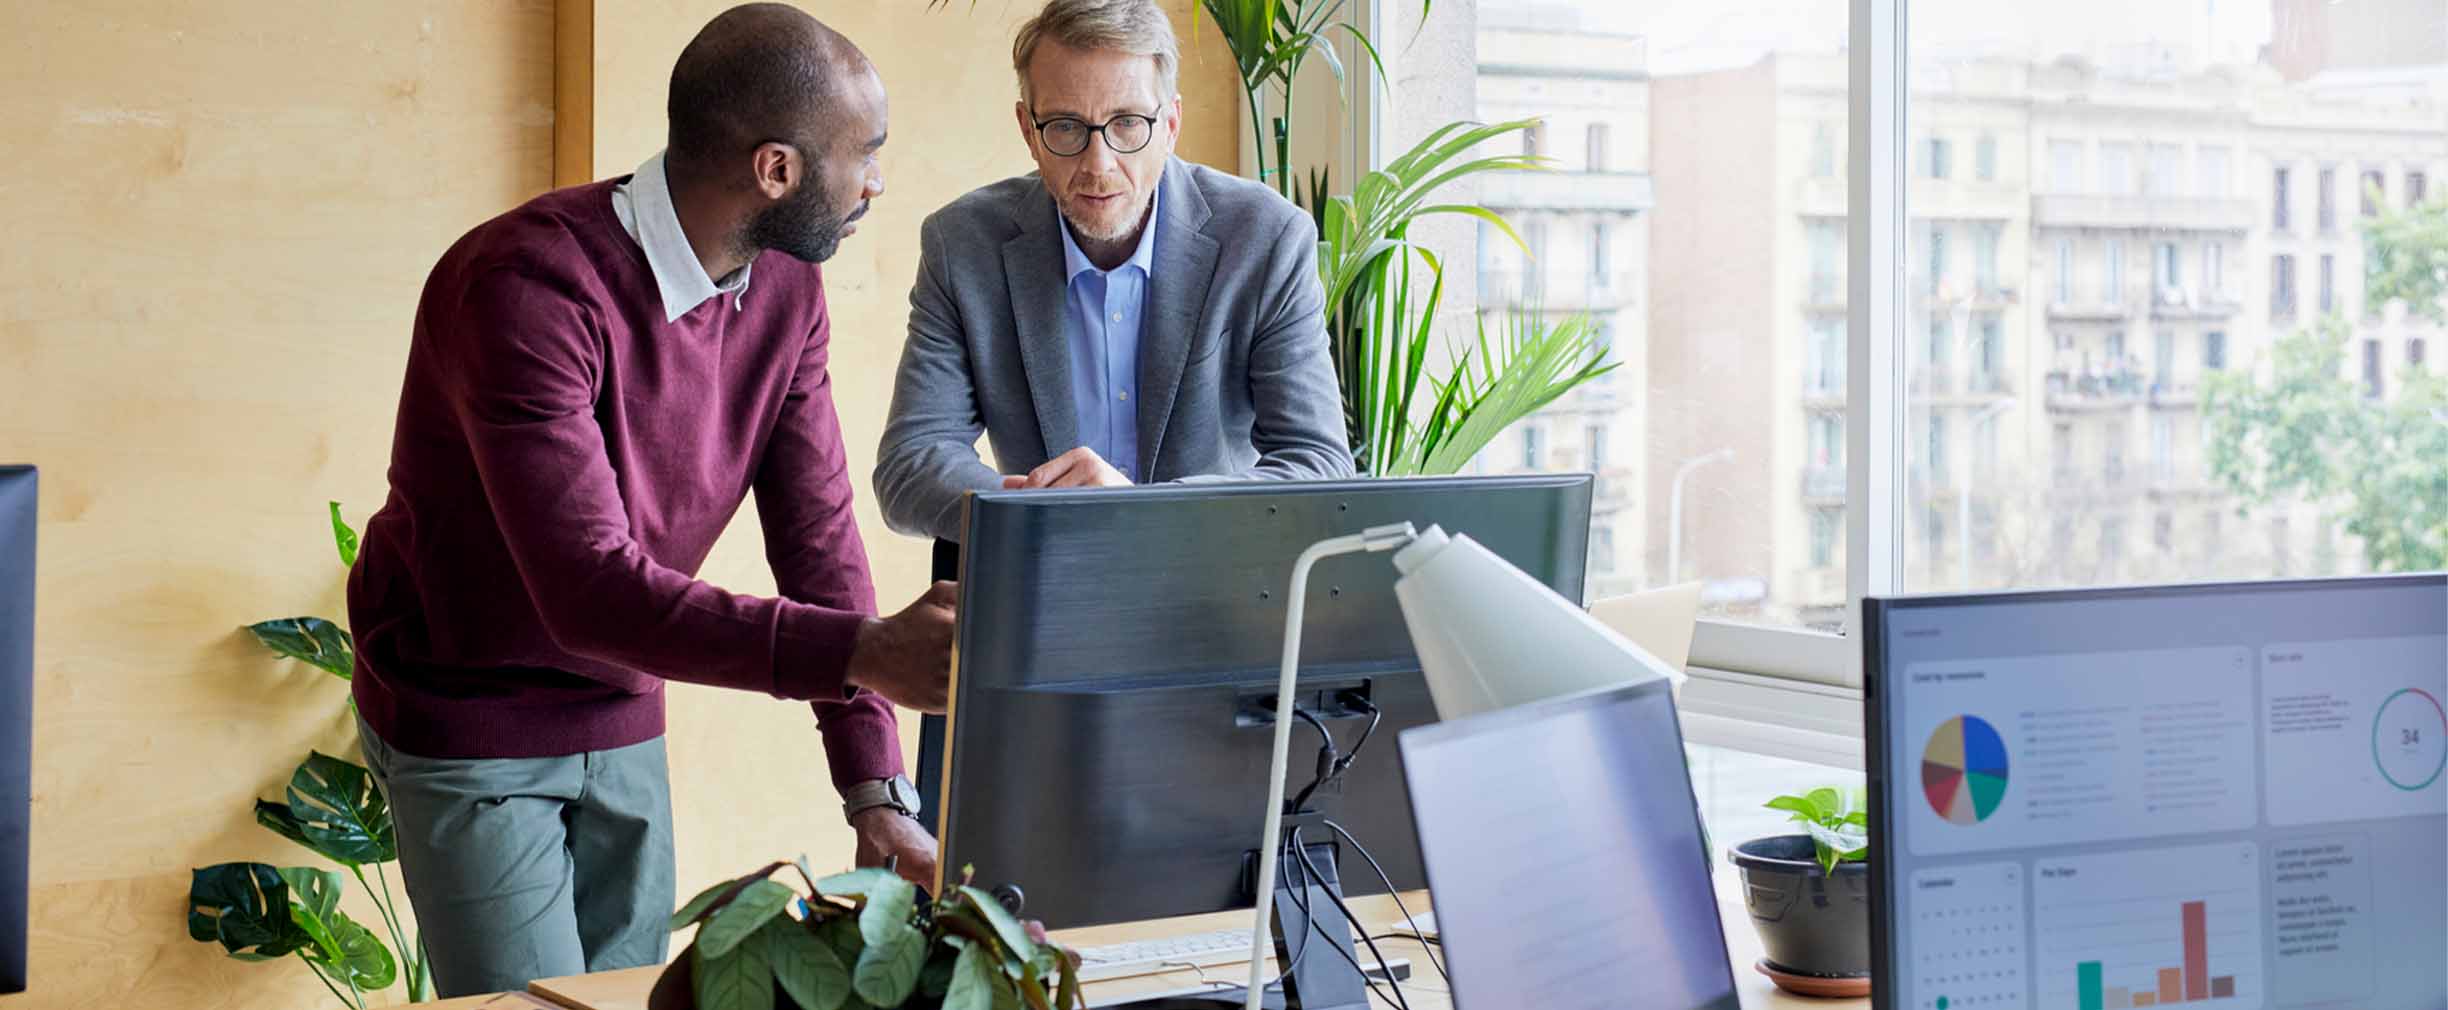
[1399,680,1739,1010]
[1867,576,2448,1010]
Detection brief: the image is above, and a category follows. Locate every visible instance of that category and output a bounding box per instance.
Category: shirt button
[1119,391,1129,401]
[1111,313,1123,322]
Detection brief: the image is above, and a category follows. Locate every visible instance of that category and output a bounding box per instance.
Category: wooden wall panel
[0,2,1246,1007]
[0,1,555,1006]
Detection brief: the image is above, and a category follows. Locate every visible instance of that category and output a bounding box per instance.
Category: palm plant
[1192,0,1391,201]
[1320,119,1615,473]
[1191,5,1614,474]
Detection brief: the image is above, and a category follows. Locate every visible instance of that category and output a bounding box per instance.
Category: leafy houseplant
[1730,785,1872,994]
[650,861,1083,1010]
[1766,785,1869,874]
[186,504,433,1005]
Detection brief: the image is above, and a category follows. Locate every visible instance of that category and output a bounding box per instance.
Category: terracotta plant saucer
[1756,958,1872,998]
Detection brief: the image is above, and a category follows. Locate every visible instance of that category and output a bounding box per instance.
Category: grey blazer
[874,157,1357,541]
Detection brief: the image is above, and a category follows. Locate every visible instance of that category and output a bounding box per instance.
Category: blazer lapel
[1137,159,1219,477]
[1004,183,1079,458]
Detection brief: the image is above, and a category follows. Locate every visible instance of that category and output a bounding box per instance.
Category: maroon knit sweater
[348,178,900,790]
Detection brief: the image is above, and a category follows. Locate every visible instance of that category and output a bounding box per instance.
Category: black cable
[1320,818,1450,987]
[1285,707,1339,815]
[1284,826,1403,1010]
[1290,827,1412,1010]
[1334,695,1383,776]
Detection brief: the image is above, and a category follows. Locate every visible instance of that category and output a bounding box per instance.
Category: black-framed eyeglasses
[1030,109,1160,157]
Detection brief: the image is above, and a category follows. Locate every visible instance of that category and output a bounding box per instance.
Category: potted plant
[648,860,1083,1010]
[1729,785,1870,998]
[186,504,436,1007]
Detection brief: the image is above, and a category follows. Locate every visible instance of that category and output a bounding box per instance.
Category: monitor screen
[1867,576,2448,1010]
[935,475,1592,929]
[1400,681,1739,1010]
[0,466,32,994]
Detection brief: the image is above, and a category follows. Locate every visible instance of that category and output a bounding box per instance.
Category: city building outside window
[1975,226,1999,291]
[2318,164,2337,232]
[2101,141,2134,195]
[2364,339,2384,399]
[1977,133,1997,182]
[2198,145,2229,197]
[2055,237,2074,303]
[2273,165,2292,230]
[1929,226,1948,295]
[2205,330,2228,371]
[2414,338,2430,371]
[2320,253,2336,315]
[2106,239,2124,303]
[2363,167,2385,216]
[1812,121,1837,179]
[2272,254,2296,318]
[2411,171,2430,207]
[2049,138,2082,192]
[1592,220,1611,291]
[1928,135,1952,179]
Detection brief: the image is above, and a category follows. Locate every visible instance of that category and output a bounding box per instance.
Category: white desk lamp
[1240,522,1686,1008]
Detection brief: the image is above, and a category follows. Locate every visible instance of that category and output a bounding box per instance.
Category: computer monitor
[1398,679,1739,1010]
[930,475,1590,999]
[1865,576,2448,1010]
[0,466,33,994]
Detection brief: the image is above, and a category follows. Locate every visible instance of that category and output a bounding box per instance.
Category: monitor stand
[1099,838,1384,1010]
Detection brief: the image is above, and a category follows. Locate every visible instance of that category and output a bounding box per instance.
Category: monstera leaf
[189,863,314,959]
[245,617,355,680]
[277,751,396,866]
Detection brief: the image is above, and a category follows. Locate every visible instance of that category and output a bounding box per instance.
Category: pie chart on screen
[1923,715,2009,825]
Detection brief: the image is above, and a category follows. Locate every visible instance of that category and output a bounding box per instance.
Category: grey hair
[1011,0,1181,107]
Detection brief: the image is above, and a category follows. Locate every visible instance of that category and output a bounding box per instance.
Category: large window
[1439,0,2443,772]
[1899,0,2435,603]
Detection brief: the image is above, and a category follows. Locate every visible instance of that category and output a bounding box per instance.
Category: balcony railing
[2046,368,2148,404]
[2030,194,2256,233]
[1477,170,1656,213]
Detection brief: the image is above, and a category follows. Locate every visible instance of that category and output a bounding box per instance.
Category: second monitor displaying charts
[1867,576,2448,1010]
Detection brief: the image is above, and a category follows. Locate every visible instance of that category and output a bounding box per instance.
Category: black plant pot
[1730,834,1871,986]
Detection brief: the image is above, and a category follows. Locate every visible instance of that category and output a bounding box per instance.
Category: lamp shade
[1391,525,1683,721]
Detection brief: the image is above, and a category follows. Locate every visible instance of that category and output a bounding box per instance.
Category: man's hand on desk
[1002,446,1132,490]
[846,581,958,713]
[851,806,940,890]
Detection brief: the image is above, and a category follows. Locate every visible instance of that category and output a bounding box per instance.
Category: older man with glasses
[873,0,1354,546]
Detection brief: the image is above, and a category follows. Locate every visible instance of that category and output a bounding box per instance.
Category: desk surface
[524,869,1861,1010]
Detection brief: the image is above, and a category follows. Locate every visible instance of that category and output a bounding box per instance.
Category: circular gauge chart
[2372,687,2448,792]
[1923,716,2010,825]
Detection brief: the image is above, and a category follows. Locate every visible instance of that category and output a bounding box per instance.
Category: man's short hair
[1011,0,1181,108]
[667,3,855,177]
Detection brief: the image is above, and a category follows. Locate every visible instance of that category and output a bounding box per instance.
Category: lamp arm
[1243,522,1415,1009]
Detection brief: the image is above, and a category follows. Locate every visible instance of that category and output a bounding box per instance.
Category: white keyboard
[1072,928,1263,983]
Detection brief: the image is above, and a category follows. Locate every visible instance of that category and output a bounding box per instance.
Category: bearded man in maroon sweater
[345,5,950,995]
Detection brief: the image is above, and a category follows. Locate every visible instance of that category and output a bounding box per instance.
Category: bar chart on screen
[2034,843,2263,1010]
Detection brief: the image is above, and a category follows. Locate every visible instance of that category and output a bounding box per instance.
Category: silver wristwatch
[842,774,922,824]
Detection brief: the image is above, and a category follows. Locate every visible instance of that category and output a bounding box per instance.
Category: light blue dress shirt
[1057,186,1161,481]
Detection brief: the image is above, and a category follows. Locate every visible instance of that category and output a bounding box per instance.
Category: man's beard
[1065,188,1153,245]
[747,182,865,264]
